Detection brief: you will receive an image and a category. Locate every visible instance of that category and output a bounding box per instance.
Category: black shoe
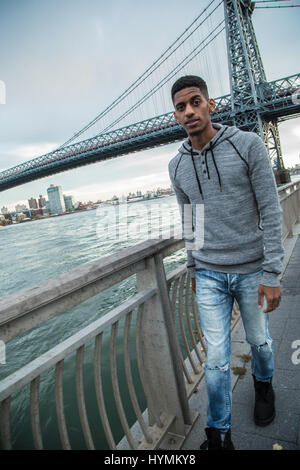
[253,374,275,426]
[200,427,235,450]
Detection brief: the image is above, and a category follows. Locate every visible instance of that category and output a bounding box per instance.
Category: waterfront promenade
[182,223,300,451]
[0,181,299,451]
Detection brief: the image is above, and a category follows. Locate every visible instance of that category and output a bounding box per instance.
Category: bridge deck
[182,224,300,451]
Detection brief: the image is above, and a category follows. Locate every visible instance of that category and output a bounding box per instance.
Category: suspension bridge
[1,0,300,451]
[0,0,299,192]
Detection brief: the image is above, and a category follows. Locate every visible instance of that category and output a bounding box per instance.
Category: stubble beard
[188,129,203,137]
[187,121,207,138]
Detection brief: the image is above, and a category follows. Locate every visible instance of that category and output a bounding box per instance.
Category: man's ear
[208,98,216,114]
[174,110,179,123]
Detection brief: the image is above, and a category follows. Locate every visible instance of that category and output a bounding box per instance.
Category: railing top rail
[278,179,300,193]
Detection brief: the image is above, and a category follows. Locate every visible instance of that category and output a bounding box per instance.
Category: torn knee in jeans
[250,339,273,353]
[205,361,230,372]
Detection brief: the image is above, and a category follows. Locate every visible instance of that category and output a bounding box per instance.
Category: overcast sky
[0,0,299,210]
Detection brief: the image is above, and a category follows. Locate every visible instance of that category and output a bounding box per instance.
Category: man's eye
[193,100,200,106]
[177,106,184,112]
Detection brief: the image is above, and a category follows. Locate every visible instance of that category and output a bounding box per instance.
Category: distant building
[16,212,26,222]
[64,195,76,211]
[31,209,43,218]
[112,195,119,205]
[47,184,66,214]
[44,201,51,213]
[156,186,174,196]
[1,206,8,215]
[28,198,38,209]
[15,203,27,212]
[38,195,46,208]
[0,215,11,225]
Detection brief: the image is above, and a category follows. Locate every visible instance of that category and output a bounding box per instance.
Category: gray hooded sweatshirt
[168,123,284,287]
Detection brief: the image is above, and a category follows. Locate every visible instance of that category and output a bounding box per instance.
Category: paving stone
[276,340,300,371]
[273,339,283,369]
[273,368,300,390]
[280,318,300,342]
[287,298,300,319]
[231,404,299,444]
[273,388,300,414]
[231,431,299,450]
[297,418,300,449]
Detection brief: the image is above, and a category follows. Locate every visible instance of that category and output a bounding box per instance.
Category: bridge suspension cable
[99,21,225,135]
[254,0,295,3]
[254,0,300,6]
[255,4,300,7]
[56,0,224,149]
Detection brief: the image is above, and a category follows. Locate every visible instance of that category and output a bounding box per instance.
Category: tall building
[47,184,66,214]
[64,195,75,211]
[28,198,38,209]
[1,206,8,215]
[45,201,51,213]
[38,195,46,208]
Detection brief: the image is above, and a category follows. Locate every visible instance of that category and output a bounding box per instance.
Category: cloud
[279,118,300,167]
[0,142,59,171]
[67,170,171,201]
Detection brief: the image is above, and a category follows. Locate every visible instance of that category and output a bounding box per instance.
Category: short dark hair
[171,75,209,102]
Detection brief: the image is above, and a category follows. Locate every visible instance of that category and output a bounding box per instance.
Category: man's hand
[192,277,196,293]
[258,284,281,313]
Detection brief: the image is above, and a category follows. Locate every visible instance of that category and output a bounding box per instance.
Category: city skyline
[0,0,299,211]
[1,181,174,214]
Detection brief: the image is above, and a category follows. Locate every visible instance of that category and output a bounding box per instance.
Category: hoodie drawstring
[204,150,210,179]
[209,146,222,191]
[178,127,237,198]
[190,148,203,199]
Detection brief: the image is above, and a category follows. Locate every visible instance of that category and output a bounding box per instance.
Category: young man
[168,75,283,450]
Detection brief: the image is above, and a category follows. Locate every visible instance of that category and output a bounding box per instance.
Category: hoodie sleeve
[168,160,196,279]
[247,134,284,287]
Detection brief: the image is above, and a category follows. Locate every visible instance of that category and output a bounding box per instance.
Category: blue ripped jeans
[195,269,274,432]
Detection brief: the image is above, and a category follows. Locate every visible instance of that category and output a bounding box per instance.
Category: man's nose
[185,103,194,117]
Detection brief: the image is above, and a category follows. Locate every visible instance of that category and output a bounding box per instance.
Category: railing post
[281,192,293,238]
[295,183,300,223]
[136,255,192,440]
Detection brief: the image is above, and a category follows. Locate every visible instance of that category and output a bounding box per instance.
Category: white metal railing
[278,179,300,240]
[0,180,299,450]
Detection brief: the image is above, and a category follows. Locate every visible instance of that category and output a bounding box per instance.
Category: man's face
[173,86,215,137]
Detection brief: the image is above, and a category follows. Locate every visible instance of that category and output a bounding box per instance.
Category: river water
[0,195,187,449]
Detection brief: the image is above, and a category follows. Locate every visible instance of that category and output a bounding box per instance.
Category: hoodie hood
[175,123,240,198]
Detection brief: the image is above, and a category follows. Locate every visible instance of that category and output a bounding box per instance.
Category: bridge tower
[223,0,290,183]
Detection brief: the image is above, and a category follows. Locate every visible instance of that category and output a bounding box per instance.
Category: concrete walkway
[182,224,300,451]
